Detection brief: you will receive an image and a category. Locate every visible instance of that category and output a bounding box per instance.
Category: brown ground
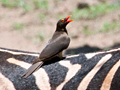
[0,0,120,54]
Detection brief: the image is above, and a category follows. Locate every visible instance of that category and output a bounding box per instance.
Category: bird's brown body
[33,31,70,64]
[22,15,73,78]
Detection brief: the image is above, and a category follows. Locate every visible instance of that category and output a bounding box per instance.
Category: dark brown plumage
[22,15,73,78]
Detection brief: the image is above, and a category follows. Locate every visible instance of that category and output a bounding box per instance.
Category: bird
[22,15,73,78]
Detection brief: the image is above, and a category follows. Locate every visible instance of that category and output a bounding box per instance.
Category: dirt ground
[0,0,120,55]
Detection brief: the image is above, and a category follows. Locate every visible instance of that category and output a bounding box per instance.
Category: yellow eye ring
[61,19,64,22]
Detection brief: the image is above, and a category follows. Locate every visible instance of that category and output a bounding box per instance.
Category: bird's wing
[39,33,70,60]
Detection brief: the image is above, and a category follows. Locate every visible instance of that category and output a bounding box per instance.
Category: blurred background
[0,0,120,55]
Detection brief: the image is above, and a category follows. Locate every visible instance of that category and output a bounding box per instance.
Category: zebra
[0,47,120,90]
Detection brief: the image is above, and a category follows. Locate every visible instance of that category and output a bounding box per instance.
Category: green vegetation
[72,3,120,20]
[33,0,48,9]
[39,13,46,20]
[83,23,91,36]
[37,31,45,41]
[19,1,33,12]
[34,31,45,43]
[1,0,48,12]
[81,21,120,36]
[1,1,120,38]
[1,0,32,12]
[1,0,19,8]
[83,29,91,36]
[99,21,120,33]
[12,22,25,31]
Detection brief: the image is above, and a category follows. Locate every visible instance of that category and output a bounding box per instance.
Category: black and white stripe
[0,47,120,90]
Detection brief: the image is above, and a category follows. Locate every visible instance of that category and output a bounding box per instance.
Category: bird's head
[57,15,73,29]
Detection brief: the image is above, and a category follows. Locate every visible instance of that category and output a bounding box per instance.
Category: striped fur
[0,47,120,90]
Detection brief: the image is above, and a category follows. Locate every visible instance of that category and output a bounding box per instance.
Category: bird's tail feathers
[21,61,43,78]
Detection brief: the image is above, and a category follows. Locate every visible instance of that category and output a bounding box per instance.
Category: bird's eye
[61,19,64,22]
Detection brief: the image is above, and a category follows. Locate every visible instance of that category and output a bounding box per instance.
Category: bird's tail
[22,59,43,78]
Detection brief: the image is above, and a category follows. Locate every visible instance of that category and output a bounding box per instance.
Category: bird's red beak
[66,15,73,23]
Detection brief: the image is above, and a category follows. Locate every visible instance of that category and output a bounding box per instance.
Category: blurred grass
[33,31,45,43]
[82,21,120,36]
[1,0,120,36]
[1,0,48,11]
[39,13,46,20]
[19,1,33,12]
[1,0,119,20]
[33,0,48,9]
[1,0,19,8]
[72,3,120,20]
[12,22,25,31]
[83,23,92,36]
[37,31,45,41]
[99,21,120,33]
